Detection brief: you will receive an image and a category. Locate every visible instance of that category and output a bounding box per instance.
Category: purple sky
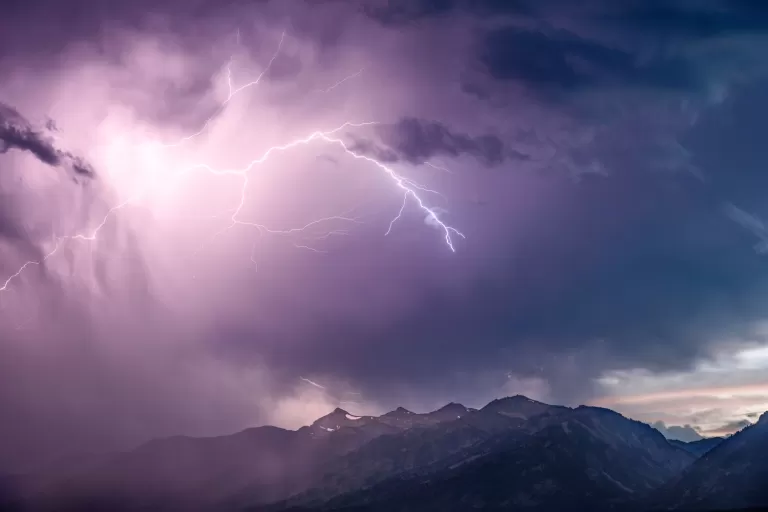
[2,0,768,471]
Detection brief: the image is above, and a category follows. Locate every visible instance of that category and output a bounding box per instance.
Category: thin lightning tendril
[0,31,462,293]
[300,377,326,389]
[318,68,365,93]
[386,192,409,236]
[294,243,327,254]
[425,161,454,174]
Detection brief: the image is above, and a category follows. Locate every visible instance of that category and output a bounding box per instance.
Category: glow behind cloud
[0,28,462,297]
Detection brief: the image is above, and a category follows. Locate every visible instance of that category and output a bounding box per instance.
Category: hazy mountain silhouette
[669,437,725,458]
[3,398,765,512]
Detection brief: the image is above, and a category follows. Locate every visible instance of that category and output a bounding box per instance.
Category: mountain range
[2,396,766,512]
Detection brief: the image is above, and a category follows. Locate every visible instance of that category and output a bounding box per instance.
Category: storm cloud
[350,117,514,167]
[704,419,753,436]
[0,102,94,178]
[0,0,768,472]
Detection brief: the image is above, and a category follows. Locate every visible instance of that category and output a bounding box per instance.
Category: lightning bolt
[0,31,463,294]
[300,377,326,389]
[1,240,62,292]
[425,161,454,174]
[318,68,365,93]
[158,31,287,149]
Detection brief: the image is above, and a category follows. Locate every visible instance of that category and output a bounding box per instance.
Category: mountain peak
[484,395,544,408]
[384,407,414,417]
[437,402,467,412]
[428,402,469,420]
[758,411,768,425]
[316,407,349,419]
[576,404,622,416]
[482,395,554,420]
[497,394,540,403]
[311,408,351,428]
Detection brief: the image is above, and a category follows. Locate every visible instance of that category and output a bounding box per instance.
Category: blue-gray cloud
[350,118,518,167]
[704,419,753,435]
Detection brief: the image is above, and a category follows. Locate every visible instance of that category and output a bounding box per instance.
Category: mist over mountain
[1,396,764,512]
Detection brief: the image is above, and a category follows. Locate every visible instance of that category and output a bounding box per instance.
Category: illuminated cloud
[594,336,768,434]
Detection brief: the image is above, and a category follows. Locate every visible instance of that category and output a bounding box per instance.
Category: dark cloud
[704,419,753,435]
[351,118,516,167]
[359,0,530,25]
[447,1,768,111]
[479,27,697,93]
[250,166,767,404]
[229,72,768,410]
[221,74,768,404]
[603,0,768,39]
[0,102,94,178]
[0,103,59,165]
[361,0,768,40]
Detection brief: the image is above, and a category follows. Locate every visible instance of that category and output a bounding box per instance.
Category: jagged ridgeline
[6,397,766,512]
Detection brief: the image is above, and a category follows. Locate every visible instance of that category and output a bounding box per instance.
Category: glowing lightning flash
[0,32,463,294]
[160,31,287,149]
[173,121,463,248]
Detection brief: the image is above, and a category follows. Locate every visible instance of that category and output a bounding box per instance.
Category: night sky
[2,0,768,472]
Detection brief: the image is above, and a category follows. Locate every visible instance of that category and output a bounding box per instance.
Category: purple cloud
[0,0,768,474]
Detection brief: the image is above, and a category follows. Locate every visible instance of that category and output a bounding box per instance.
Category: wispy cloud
[724,203,768,255]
